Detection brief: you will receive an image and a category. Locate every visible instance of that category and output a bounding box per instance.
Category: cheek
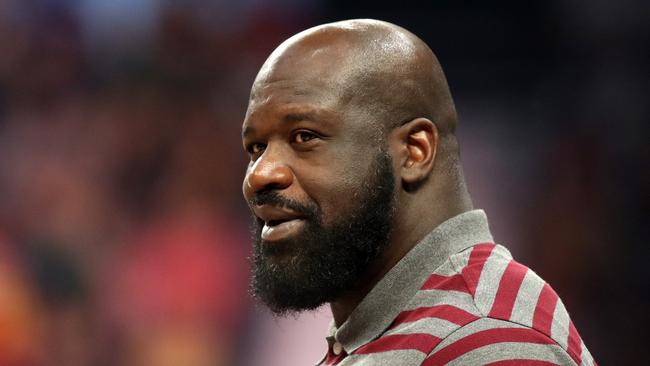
[298,158,372,224]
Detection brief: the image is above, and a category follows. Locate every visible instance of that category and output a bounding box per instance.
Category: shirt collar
[328,209,494,353]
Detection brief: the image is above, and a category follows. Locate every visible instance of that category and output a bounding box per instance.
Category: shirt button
[332,341,343,355]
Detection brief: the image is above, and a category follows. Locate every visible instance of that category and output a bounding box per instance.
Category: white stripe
[473,249,509,315]
[406,289,479,315]
[432,317,527,352]
[449,247,472,272]
[445,342,575,366]
[580,339,595,366]
[550,299,570,349]
[433,261,461,276]
[384,317,459,339]
[490,244,513,259]
[510,269,545,326]
[341,349,425,365]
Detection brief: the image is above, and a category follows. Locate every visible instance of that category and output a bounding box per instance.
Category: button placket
[332,341,344,356]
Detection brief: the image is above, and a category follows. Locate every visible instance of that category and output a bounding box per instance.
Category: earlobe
[399,118,438,190]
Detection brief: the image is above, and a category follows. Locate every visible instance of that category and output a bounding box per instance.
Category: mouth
[261,218,306,242]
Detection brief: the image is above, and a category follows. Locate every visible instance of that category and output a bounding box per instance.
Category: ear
[390,118,438,191]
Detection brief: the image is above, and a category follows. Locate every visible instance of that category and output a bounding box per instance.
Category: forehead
[242,37,367,136]
[248,78,335,112]
[242,71,343,133]
[247,34,354,106]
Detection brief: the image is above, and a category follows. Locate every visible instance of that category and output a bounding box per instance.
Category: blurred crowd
[0,1,309,364]
[0,0,647,365]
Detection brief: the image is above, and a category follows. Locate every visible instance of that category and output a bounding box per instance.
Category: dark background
[0,0,647,364]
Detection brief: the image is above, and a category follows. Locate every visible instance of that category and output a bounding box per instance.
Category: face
[242,67,397,315]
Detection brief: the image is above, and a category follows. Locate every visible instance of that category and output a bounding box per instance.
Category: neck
[329,175,473,326]
[330,236,404,326]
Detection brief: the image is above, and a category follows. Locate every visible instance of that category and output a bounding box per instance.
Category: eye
[292,130,318,144]
[247,143,266,157]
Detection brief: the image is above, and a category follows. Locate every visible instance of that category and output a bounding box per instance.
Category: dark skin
[242,19,473,326]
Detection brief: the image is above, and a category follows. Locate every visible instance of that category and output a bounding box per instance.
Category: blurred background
[0,0,647,365]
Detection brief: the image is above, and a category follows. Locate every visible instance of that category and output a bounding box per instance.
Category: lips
[253,204,306,242]
[261,218,305,241]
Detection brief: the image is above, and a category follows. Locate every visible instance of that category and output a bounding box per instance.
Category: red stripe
[488,260,529,319]
[531,283,559,337]
[423,327,556,365]
[566,321,583,365]
[353,333,441,355]
[420,273,470,293]
[391,305,479,328]
[485,360,560,366]
[461,243,496,296]
[323,353,345,365]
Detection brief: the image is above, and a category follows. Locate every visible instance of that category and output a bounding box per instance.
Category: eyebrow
[242,109,330,139]
[283,111,320,123]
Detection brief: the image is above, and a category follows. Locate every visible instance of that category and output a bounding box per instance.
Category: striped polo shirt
[318,210,596,365]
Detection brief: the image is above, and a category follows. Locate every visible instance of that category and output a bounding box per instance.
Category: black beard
[248,150,396,316]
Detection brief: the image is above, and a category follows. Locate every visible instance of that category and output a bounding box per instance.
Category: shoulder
[380,243,595,365]
[420,243,596,365]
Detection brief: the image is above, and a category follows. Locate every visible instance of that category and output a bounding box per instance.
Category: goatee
[249,150,396,316]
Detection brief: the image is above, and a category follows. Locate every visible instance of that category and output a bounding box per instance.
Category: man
[241,19,596,365]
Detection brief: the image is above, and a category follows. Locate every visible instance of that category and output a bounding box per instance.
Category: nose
[243,150,293,200]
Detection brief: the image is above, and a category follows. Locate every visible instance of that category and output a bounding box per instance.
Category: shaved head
[251,19,458,138]
[242,19,472,319]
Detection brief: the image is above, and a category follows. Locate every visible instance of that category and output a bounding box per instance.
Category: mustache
[249,190,318,219]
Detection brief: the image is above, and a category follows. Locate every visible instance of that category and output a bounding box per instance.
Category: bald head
[243,21,473,317]
[251,19,458,137]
